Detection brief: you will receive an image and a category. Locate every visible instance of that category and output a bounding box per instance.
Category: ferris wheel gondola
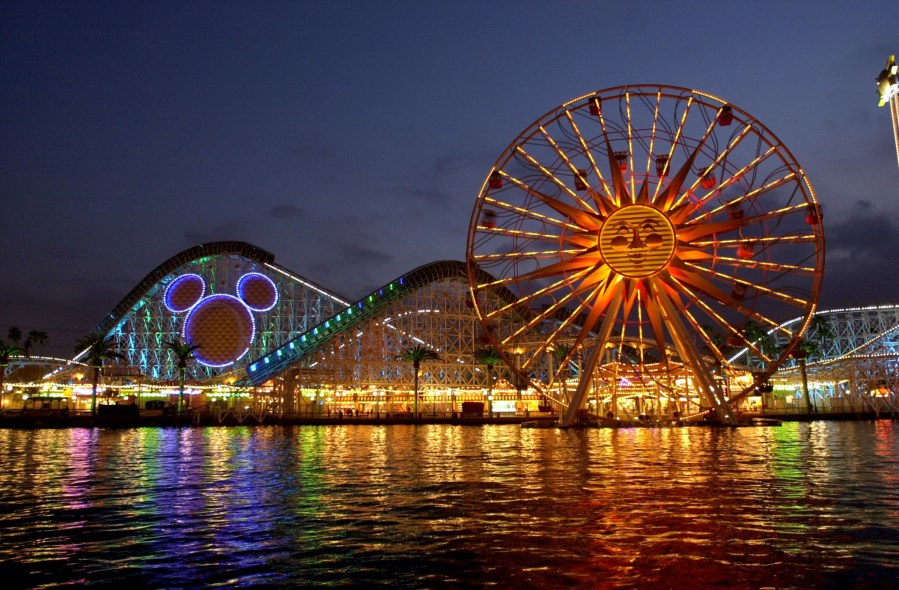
[466,84,825,426]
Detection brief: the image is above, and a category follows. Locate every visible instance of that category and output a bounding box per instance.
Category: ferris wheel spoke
[702,257,817,276]
[698,171,799,221]
[502,168,603,230]
[535,125,602,215]
[670,282,749,348]
[473,248,583,262]
[680,306,730,364]
[505,255,601,287]
[563,110,615,215]
[596,108,630,207]
[682,262,810,308]
[518,292,603,375]
[676,216,747,243]
[486,268,593,322]
[469,85,822,424]
[666,270,785,337]
[669,122,758,212]
[691,234,818,248]
[513,146,601,220]
[667,265,762,318]
[691,265,809,309]
[475,225,563,243]
[484,195,581,233]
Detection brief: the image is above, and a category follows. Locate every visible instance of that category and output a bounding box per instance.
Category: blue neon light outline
[236,272,279,312]
[164,274,206,313]
[182,293,255,368]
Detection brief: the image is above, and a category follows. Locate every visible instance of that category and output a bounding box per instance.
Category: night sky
[2,0,897,358]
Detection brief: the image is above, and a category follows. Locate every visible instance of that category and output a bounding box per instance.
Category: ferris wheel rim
[466,84,825,414]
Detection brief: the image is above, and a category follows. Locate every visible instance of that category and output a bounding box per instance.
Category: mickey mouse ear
[164,274,205,312]
[237,272,278,312]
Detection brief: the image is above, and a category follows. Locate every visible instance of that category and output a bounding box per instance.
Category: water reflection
[0,422,897,588]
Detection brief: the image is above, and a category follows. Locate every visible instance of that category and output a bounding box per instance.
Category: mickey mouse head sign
[164,272,278,367]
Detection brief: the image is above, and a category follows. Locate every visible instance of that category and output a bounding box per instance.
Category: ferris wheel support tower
[876,55,899,170]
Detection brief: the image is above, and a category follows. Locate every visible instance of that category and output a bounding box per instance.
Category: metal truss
[757,305,899,413]
[248,261,527,413]
[79,242,347,383]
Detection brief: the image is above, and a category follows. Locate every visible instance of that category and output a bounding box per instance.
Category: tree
[396,344,440,417]
[474,346,503,416]
[742,320,777,367]
[7,327,22,347]
[75,333,125,416]
[23,330,49,357]
[792,315,834,414]
[0,342,23,410]
[165,338,202,413]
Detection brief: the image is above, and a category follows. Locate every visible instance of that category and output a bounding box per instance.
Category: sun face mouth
[599,205,676,278]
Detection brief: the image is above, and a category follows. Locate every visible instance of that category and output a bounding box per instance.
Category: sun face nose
[628,228,645,250]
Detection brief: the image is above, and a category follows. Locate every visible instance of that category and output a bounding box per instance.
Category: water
[0,422,897,589]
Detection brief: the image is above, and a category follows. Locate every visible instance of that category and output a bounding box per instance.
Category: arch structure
[729,304,899,413]
[69,241,349,384]
[246,261,532,414]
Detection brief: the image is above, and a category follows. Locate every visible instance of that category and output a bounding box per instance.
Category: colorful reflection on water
[0,421,897,588]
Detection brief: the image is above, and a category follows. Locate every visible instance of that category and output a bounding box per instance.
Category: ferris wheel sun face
[599,205,676,278]
[466,84,825,424]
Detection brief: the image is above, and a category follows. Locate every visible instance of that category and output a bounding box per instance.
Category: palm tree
[7,327,22,348]
[790,338,819,413]
[792,315,834,414]
[165,338,202,413]
[397,344,440,417]
[742,320,777,367]
[0,342,23,411]
[23,330,49,357]
[474,345,503,417]
[75,333,125,416]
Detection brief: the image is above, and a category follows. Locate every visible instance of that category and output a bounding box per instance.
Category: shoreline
[0,411,895,429]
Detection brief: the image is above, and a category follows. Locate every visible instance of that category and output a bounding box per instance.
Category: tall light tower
[876,55,899,170]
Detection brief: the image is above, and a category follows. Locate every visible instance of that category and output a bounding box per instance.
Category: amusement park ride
[467,85,826,426]
[876,55,899,170]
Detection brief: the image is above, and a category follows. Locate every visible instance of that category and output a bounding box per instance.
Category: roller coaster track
[246,260,511,385]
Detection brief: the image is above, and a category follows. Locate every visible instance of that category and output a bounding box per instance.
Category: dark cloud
[820,203,899,308]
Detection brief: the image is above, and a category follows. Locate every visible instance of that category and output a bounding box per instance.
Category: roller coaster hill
[1,241,897,424]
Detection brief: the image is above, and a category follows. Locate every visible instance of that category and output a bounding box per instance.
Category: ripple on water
[0,422,897,588]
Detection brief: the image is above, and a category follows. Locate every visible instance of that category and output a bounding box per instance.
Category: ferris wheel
[466,84,825,426]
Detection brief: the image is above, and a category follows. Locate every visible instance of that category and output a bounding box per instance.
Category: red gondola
[731,283,748,300]
[614,152,628,172]
[805,203,822,225]
[489,171,503,189]
[655,155,669,177]
[574,169,588,191]
[737,241,755,260]
[482,210,497,229]
[718,106,734,126]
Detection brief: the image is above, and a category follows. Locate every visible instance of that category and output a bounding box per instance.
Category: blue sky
[1,0,897,357]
